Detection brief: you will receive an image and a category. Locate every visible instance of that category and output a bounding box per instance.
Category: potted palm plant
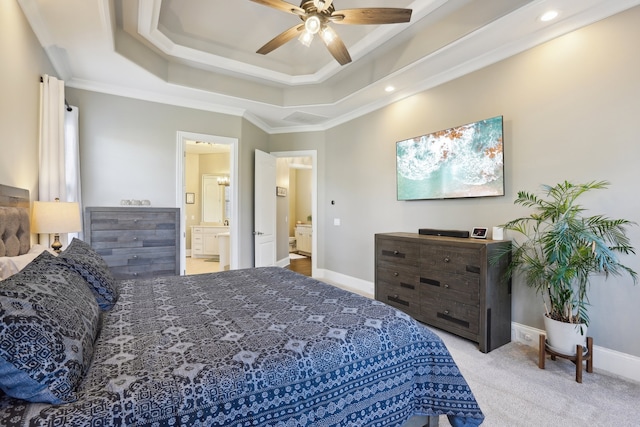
[497,180,637,355]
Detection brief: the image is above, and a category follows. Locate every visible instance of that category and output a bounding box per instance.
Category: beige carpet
[433,327,640,426]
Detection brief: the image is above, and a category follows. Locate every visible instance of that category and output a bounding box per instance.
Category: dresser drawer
[89,211,177,231]
[376,238,420,267]
[89,229,177,250]
[100,247,176,279]
[419,270,480,304]
[376,266,420,291]
[421,245,481,275]
[109,264,177,279]
[375,281,421,319]
[421,295,480,335]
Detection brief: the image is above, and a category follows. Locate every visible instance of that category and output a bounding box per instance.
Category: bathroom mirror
[202,174,229,224]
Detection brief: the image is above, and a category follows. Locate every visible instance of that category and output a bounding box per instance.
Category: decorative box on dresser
[375,232,511,353]
[84,207,180,279]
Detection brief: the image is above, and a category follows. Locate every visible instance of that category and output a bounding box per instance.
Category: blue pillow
[59,238,119,310]
[0,251,100,403]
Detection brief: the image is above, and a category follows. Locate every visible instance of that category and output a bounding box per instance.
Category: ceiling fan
[250,0,412,65]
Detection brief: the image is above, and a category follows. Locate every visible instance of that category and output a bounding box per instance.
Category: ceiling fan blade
[257,24,304,55]
[322,32,351,65]
[331,8,412,25]
[249,0,305,16]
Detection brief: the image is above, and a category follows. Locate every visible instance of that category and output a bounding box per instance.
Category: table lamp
[31,198,82,253]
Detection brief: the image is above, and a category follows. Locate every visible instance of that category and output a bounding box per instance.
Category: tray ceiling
[18,0,640,133]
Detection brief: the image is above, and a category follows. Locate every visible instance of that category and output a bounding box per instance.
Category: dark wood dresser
[84,207,180,279]
[375,232,511,352]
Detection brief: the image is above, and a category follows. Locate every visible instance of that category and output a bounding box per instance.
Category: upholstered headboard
[0,184,30,257]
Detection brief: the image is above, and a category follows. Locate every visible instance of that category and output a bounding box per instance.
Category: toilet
[289,236,296,252]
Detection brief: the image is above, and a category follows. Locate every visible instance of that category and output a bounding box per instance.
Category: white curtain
[39,74,82,245]
[65,106,82,241]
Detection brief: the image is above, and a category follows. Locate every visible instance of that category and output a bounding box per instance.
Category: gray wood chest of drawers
[84,207,180,279]
[375,232,512,353]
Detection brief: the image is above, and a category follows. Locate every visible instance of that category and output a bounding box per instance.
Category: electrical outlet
[517,330,533,342]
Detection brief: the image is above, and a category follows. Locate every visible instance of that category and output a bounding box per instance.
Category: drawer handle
[382,249,406,259]
[420,277,440,287]
[444,284,450,289]
[133,237,138,241]
[134,219,138,223]
[393,272,399,277]
[388,295,409,307]
[466,265,481,274]
[132,255,138,259]
[443,309,450,315]
[443,256,450,263]
[437,312,469,328]
[133,272,139,276]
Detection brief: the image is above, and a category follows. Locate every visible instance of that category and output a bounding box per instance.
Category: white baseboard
[511,322,640,383]
[316,269,640,383]
[276,257,290,268]
[315,268,374,299]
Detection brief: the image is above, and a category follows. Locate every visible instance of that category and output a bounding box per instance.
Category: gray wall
[0,1,56,198]
[300,6,640,356]
[65,89,269,269]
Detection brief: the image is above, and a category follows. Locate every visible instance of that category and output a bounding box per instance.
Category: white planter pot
[543,315,587,356]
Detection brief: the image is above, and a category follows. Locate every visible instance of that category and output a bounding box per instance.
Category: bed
[0,185,484,426]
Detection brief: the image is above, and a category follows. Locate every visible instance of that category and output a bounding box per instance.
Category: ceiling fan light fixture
[313,0,333,12]
[320,26,337,44]
[299,30,314,47]
[304,15,322,34]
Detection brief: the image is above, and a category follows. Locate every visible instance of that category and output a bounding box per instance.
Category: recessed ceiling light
[385,86,395,93]
[540,10,559,22]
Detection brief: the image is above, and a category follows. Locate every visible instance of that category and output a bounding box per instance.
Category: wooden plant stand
[538,334,593,383]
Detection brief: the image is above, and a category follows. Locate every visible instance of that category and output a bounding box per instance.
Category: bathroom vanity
[191,225,229,259]
[295,224,312,255]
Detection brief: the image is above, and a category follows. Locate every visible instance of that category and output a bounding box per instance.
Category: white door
[254,149,277,267]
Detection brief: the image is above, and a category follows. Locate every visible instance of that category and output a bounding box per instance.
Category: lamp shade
[31,200,82,234]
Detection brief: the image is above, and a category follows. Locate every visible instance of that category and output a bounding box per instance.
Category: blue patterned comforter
[0,267,483,426]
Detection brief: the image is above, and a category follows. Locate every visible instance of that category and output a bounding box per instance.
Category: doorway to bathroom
[176,131,239,276]
[272,150,317,277]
